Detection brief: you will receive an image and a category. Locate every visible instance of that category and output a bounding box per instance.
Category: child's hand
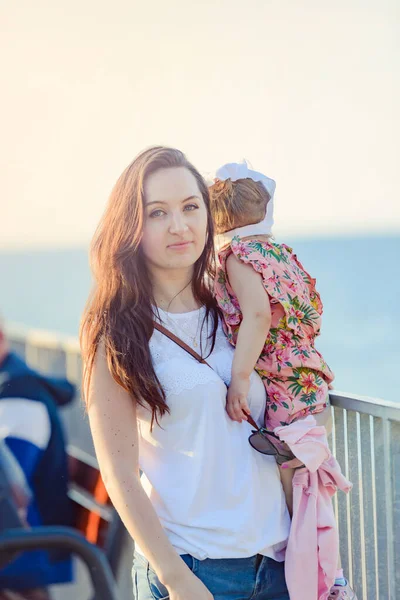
[227,375,251,422]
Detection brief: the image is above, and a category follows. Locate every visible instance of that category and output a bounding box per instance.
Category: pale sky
[1,0,399,249]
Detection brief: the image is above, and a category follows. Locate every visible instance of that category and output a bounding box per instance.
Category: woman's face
[141,166,208,276]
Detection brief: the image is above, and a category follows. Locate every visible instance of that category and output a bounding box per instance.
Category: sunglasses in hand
[246,414,296,466]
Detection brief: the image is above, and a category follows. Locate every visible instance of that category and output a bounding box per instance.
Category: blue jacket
[0,352,74,589]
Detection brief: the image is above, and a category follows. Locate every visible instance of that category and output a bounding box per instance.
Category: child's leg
[278,465,294,517]
[261,379,296,517]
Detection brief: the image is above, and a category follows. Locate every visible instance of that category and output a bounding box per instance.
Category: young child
[209,161,357,600]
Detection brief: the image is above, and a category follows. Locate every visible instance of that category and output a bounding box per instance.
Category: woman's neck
[151,267,200,313]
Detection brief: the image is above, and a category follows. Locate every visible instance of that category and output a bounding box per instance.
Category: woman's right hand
[166,568,214,600]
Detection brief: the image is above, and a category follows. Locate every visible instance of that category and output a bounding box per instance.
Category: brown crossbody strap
[153,321,211,366]
[152,320,259,430]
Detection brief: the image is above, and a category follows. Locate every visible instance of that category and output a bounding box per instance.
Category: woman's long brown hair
[80,147,218,428]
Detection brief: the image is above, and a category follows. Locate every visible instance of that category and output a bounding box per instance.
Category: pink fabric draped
[274,416,352,600]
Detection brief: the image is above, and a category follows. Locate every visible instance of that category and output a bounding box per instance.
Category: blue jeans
[132,552,289,600]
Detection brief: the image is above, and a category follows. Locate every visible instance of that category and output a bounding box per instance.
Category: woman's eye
[149,209,165,218]
[149,204,198,218]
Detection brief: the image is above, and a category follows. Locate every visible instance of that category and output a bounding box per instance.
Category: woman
[81,146,291,599]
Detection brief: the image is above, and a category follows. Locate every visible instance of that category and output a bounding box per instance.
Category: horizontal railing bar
[6,323,80,353]
[330,391,400,422]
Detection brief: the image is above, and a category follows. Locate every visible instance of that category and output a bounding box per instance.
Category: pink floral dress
[215,237,334,429]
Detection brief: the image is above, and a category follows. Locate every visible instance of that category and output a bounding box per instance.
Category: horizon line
[0,228,399,254]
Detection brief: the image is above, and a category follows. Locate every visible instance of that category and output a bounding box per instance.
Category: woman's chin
[165,250,202,269]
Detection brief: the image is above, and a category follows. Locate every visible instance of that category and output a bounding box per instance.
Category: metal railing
[329,391,400,600]
[5,324,400,600]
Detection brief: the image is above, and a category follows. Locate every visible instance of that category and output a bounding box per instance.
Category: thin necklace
[163,309,203,349]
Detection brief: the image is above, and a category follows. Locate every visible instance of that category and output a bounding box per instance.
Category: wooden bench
[67,445,125,576]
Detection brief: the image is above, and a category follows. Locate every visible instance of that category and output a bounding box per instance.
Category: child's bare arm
[225,254,271,422]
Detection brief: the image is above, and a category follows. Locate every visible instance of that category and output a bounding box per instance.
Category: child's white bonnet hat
[212,160,276,235]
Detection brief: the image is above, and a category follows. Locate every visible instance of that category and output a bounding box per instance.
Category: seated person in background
[0,321,75,599]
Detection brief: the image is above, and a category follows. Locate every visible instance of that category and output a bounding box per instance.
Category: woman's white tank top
[135,307,290,561]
